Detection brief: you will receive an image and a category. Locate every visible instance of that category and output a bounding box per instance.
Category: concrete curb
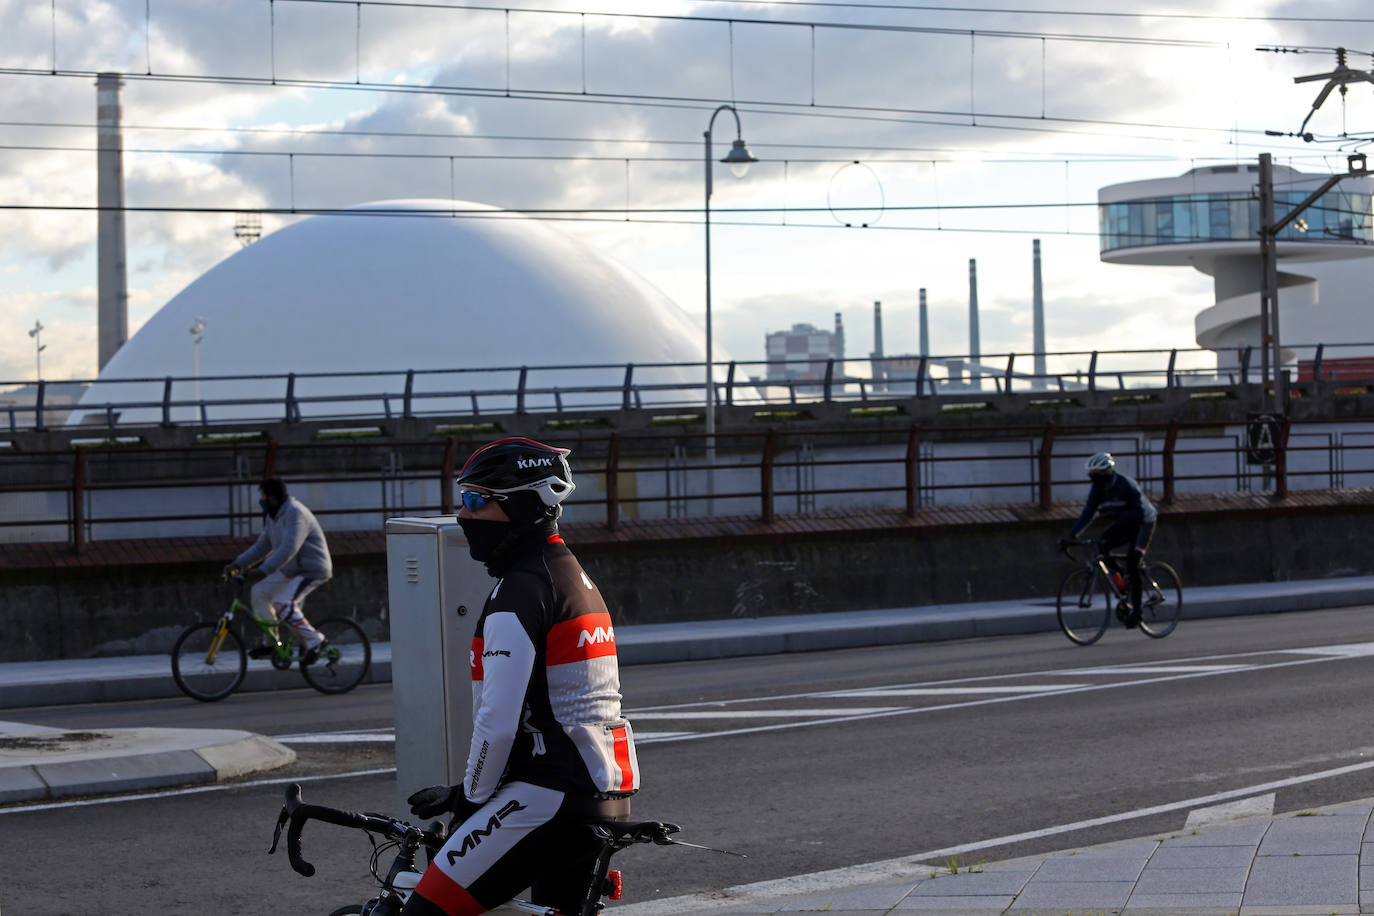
[0,723,296,803]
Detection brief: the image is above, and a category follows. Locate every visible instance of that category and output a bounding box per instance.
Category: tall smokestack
[918,288,929,357]
[1032,239,1046,389]
[833,311,845,364]
[97,72,129,372]
[968,259,981,389]
[870,300,885,388]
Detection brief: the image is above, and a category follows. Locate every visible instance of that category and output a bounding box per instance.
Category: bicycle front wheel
[1139,561,1183,639]
[1057,567,1110,646]
[301,618,372,695]
[171,622,247,701]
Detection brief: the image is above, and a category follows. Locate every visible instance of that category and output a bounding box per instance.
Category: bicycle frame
[220,582,304,664]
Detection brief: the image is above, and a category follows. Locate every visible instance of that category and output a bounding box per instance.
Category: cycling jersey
[1069,472,1157,539]
[466,533,639,803]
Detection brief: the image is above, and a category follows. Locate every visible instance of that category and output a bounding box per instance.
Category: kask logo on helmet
[515,456,556,469]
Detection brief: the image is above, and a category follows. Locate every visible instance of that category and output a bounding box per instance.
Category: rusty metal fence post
[71,447,87,554]
[761,428,779,523]
[263,439,278,478]
[905,424,921,517]
[605,433,621,530]
[440,436,456,514]
[1038,421,1056,509]
[1162,418,1180,504]
[1275,416,1292,498]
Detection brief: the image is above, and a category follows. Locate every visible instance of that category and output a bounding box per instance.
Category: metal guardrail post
[72,447,86,554]
[725,362,736,406]
[905,424,921,517]
[1275,415,1292,498]
[264,439,278,478]
[161,377,173,427]
[403,369,415,419]
[1162,417,1180,504]
[605,432,621,530]
[1312,344,1325,386]
[1240,346,1252,384]
[916,356,928,398]
[1166,349,1177,388]
[761,427,778,523]
[1087,353,1098,392]
[1004,353,1015,393]
[823,359,835,402]
[1038,421,1056,509]
[621,364,634,410]
[517,367,528,415]
[440,437,456,514]
[34,380,45,432]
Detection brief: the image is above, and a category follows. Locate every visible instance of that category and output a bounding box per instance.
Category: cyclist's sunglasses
[459,489,507,512]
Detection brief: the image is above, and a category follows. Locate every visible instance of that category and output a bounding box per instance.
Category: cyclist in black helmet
[1060,451,1158,628]
[402,438,639,916]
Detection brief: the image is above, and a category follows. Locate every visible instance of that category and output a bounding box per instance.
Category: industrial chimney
[918,288,929,357]
[870,300,885,389]
[97,72,129,372]
[1032,239,1046,389]
[968,259,981,389]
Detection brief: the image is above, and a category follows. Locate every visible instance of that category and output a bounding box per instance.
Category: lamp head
[721,138,757,178]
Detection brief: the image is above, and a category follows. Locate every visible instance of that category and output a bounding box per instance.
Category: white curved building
[74,200,719,425]
[1099,163,1374,375]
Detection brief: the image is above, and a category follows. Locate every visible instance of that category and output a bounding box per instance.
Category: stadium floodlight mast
[702,104,757,506]
[27,320,46,379]
[190,316,207,406]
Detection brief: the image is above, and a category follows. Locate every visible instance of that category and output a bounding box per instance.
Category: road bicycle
[269,783,738,916]
[1056,539,1183,646]
[170,574,371,701]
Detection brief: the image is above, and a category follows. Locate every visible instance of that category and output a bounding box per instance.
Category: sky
[1,0,1372,385]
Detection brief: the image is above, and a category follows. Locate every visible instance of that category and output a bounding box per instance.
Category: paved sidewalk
[613,797,1374,915]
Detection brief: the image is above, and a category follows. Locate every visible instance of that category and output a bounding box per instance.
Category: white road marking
[276,732,396,744]
[630,707,902,718]
[0,766,396,814]
[1057,665,1247,675]
[1285,641,1374,657]
[1184,793,1276,829]
[824,686,1088,697]
[611,761,1374,915]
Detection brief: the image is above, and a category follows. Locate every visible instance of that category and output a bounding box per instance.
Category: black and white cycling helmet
[457,437,576,520]
[1085,451,1116,476]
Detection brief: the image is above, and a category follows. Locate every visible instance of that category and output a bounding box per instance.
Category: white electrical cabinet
[385,516,492,817]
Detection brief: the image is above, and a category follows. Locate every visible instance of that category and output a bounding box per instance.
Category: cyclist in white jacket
[223,477,331,663]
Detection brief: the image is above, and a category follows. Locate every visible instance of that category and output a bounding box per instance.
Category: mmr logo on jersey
[577,625,614,647]
[448,799,528,861]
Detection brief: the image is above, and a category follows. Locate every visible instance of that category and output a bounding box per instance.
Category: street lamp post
[703,104,757,508]
[190,316,207,408]
[27,320,45,379]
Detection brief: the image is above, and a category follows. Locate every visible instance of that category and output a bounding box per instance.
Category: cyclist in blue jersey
[1060,452,1158,628]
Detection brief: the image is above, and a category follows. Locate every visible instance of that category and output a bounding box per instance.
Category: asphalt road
[6,605,1374,914]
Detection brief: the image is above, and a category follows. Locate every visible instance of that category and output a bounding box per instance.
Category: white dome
[75,201,720,424]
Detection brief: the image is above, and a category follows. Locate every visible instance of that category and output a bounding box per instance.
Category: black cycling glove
[407,784,482,822]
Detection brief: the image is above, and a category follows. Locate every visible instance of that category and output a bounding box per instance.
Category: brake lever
[268,803,290,855]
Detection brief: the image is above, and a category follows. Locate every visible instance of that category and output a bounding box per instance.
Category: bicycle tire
[1056,566,1111,646]
[300,618,372,695]
[1138,561,1183,639]
[171,622,247,702]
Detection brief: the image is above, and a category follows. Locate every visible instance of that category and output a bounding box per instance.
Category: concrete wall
[4,494,1371,662]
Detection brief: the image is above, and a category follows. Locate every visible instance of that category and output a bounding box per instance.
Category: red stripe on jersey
[546,533,565,544]
[612,725,635,792]
[470,637,483,681]
[415,864,486,916]
[546,612,616,665]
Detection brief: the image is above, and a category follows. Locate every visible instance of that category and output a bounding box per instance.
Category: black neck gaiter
[457,516,556,577]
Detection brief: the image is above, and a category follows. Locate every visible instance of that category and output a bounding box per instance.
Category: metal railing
[4,416,1372,553]
[7,342,1374,434]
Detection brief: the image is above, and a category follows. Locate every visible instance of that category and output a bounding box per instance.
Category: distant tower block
[918,288,929,356]
[96,72,129,372]
[234,213,263,247]
[1032,239,1046,388]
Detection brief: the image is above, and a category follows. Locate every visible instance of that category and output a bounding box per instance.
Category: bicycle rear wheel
[1057,567,1110,646]
[301,618,372,695]
[171,622,247,701]
[1139,561,1183,639]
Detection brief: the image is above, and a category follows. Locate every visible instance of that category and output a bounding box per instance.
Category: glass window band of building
[1099,191,1373,251]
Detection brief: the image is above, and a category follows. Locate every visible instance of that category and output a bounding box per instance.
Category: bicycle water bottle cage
[603,870,624,900]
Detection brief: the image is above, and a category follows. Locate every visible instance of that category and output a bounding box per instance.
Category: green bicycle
[171,574,371,702]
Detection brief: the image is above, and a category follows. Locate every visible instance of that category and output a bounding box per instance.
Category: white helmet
[1085,452,1116,476]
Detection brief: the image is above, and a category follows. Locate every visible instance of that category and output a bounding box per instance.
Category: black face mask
[457,516,512,563]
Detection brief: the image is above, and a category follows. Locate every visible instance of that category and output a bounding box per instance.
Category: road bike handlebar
[270,783,443,878]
